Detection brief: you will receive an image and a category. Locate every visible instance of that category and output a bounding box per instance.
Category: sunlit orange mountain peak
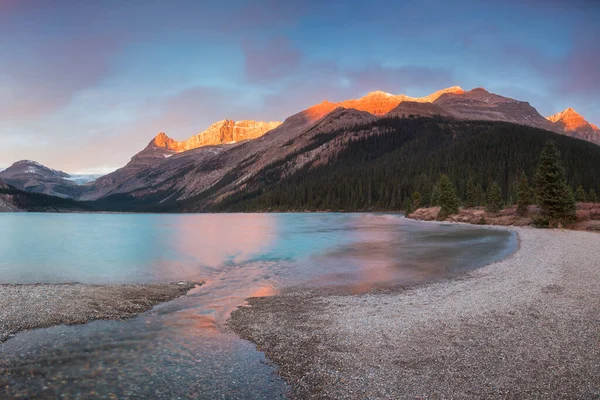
[548,108,599,131]
[316,86,466,116]
[151,120,282,152]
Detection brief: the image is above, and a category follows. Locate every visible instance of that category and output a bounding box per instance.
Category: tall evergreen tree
[412,191,422,210]
[437,174,459,219]
[535,141,576,225]
[589,189,598,203]
[465,178,477,208]
[403,197,413,215]
[575,185,587,202]
[516,172,531,216]
[476,184,485,207]
[430,184,440,206]
[415,174,431,207]
[486,181,504,213]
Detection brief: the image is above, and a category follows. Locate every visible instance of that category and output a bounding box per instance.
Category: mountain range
[2,86,599,212]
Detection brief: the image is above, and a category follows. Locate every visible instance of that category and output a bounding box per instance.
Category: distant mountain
[0,177,90,212]
[84,119,281,200]
[0,160,83,198]
[547,108,600,146]
[76,86,600,212]
[3,85,594,213]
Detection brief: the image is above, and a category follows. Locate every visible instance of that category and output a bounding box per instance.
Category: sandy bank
[0,282,200,343]
[229,227,600,399]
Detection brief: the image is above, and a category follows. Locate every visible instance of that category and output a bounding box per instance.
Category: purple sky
[0,0,598,173]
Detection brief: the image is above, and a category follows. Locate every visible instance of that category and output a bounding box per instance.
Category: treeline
[426,141,591,226]
[0,186,93,212]
[214,118,600,213]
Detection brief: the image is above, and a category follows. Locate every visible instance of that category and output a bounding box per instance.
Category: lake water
[0,213,516,398]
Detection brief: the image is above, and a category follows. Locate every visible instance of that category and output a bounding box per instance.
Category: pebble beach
[0,282,199,343]
[229,227,600,399]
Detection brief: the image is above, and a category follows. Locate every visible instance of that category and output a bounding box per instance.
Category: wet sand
[0,282,200,343]
[229,227,600,399]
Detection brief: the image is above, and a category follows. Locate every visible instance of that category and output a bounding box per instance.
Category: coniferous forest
[213,118,600,212]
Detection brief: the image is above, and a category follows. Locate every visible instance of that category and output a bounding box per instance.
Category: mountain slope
[433,88,558,131]
[84,120,281,201]
[210,118,600,212]
[548,108,600,146]
[85,86,600,211]
[0,181,92,212]
[0,160,83,198]
[0,179,20,211]
[83,87,468,204]
[386,101,452,118]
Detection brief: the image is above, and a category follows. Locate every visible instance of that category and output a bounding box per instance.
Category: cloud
[0,0,18,13]
[241,33,455,95]
[556,26,600,97]
[0,35,123,118]
[345,64,455,95]
[242,37,304,82]
[232,0,326,30]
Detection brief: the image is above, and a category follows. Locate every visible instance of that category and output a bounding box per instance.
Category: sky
[0,0,598,174]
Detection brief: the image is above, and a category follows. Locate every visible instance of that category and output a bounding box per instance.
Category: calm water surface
[0,213,516,398]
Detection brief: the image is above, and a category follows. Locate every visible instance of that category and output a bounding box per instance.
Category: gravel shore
[0,282,200,343]
[229,227,600,399]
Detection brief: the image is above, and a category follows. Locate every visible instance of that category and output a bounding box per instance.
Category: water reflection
[0,213,516,399]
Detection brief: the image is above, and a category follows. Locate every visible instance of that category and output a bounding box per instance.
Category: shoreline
[229,225,600,398]
[0,281,200,343]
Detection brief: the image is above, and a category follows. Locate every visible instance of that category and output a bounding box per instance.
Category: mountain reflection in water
[0,213,515,399]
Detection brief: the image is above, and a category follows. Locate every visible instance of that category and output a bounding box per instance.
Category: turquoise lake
[0,213,516,398]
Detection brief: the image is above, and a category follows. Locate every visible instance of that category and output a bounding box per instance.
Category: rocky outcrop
[151,120,282,152]
[0,196,21,212]
[0,160,82,198]
[548,108,600,146]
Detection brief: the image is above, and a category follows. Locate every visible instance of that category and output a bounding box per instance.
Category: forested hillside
[0,187,93,212]
[211,118,600,212]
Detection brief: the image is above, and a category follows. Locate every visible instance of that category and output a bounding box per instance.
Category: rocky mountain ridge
[151,119,282,153]
[4,86,599,209]
[0,160,83,198]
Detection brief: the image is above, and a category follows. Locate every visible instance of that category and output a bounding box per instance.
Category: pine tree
[476,184,485,207]
[535,141,576,225]
[486,181,504,213]
[516,172,531,216]
[575,185,587,202]
[437,174,459,219]
[403,197,413,215]
[589,189,598,203]
[412,191,422,210]
[465,178,477,208]
[430,184,439,206]
[415,174,430,207]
